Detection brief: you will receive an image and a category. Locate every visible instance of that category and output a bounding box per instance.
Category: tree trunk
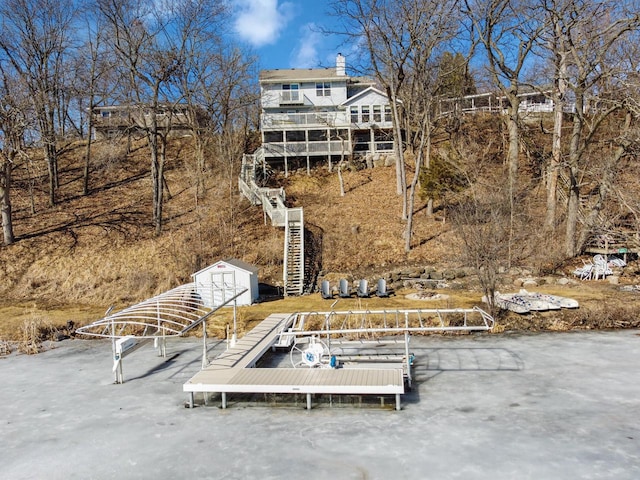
[1,151,15,245]
[505,92,520,268]
[564,93,584,257]
[83,114,94,196]
[153,134,167,236]
[546,33,568,230]
[405,119,429,252]
[337,139,346,197]
[194,134,206,199]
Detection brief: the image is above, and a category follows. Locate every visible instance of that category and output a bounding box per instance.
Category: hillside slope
[2,124,640,342]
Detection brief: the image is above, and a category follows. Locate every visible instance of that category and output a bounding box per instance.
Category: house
[436,90,557,117]
[192,258,259,308]
[90,103,203,140]
[258,54,395,173]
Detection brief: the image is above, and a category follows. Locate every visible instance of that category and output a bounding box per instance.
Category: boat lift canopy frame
[76,282,248,383]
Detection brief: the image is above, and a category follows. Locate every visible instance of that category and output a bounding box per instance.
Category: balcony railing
[279,91,303,104]
[263,141,350,157]
[262,112,349,128]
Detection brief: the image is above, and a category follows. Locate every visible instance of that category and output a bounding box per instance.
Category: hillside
[1,122,640,343]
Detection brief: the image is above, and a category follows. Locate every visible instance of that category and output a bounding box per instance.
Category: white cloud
[233,0,296,47]
[290,23,321,68]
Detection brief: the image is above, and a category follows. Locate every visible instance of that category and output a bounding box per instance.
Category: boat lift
[77,282,248,383]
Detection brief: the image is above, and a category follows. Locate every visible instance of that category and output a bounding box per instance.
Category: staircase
[284,208,304,296]
[239,148,304,296]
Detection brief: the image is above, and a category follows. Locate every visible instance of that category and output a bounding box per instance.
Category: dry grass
[2,134,640,343]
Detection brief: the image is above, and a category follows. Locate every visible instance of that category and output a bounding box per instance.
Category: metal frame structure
[77,282,247,383]
[277,307,494,388]
[184,307,494,410]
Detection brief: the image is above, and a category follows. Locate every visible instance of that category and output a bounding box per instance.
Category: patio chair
[320,280,333,299]
[356,279,369,298]
[338,278,351,298]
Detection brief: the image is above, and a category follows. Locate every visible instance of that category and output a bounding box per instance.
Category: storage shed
[192,259,259,308]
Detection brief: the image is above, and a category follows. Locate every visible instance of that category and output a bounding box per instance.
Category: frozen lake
[1,330,639,479]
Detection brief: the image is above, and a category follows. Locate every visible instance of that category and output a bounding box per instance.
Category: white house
[192,259,259,308]
[258,54,395,172]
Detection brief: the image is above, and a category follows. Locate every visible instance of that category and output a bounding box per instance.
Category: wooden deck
[184,313,405,410]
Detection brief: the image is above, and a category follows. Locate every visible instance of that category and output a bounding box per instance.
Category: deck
[184,313,405,410]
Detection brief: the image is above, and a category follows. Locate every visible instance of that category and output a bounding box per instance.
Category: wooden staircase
[239,149,305,296]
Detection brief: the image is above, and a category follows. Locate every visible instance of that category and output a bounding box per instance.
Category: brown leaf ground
[1,136,640,343]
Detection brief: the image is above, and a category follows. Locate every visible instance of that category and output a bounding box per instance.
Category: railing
[262,112,349,127]
[263,141,350,156]
[239,150,305,295]
[280,91,303,104]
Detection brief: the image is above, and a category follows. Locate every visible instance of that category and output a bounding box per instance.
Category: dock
[184,313,405,410]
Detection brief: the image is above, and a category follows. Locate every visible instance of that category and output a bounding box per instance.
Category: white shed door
[210,271,236,306]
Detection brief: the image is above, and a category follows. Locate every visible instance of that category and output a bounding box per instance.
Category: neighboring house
[90,104,201,140]
[258,54,395,172]
[436,90,558,117]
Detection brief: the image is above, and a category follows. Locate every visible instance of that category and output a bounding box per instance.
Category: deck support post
[188,392,194,409]
[306,393,312,410]
[221,392,227,409]
[404,329,412,388]
[395,393,401,411]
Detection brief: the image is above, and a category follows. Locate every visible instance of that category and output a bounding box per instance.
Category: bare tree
[75,9,118,196]
[98,0,184,235]
[548,0,640,256]
[0,0,78,206]
[450,191,512,316]
[464,0,547,265]
[328,0,415,208]
[0,69,32,245]
[330,0,460,253]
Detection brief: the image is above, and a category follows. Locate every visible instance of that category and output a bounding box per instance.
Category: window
[285,130,305,142]
[384,105,392,122]
[316,82,331,96]
[330,129,348,141]
[361,105,370,123]
[282,84,300,102]
[373,105,382,123]
[308,130,327,141]
[350,106,359,123]
[264,131,284,143]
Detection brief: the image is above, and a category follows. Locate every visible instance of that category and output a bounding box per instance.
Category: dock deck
[184,313,405,410]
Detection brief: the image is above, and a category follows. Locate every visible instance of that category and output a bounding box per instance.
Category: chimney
[336,53,346,76]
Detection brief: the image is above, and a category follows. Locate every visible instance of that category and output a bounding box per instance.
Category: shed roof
[192,258,258,277]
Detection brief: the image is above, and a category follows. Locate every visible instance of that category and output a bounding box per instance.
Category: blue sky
[231,0,348,70]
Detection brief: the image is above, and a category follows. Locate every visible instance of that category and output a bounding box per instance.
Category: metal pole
[202,318,208,369]
[306,393,312,410]
[111,316,117,384]
[231,274,238,348]
[404,329,412,388]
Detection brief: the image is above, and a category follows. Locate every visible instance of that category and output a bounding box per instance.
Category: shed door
[210,271,236,306]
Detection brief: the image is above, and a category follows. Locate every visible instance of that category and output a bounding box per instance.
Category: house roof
[340,86,391,107]
[192,258,258,277]
[259,68,376,86]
